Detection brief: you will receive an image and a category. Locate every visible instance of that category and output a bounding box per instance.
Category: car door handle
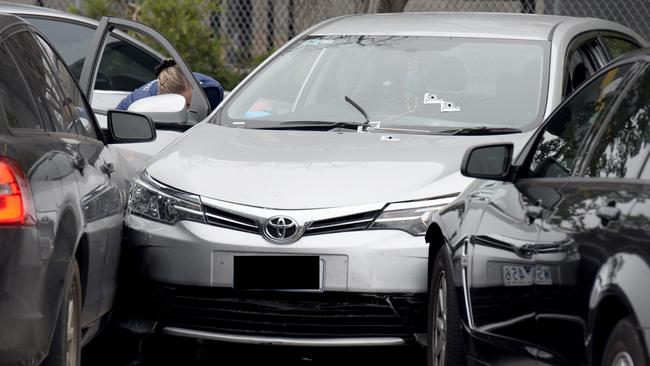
[596,203,621,224]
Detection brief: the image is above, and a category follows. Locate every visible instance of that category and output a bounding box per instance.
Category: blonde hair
[157,62,191,95]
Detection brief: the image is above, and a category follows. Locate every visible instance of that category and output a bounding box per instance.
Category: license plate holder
[234,256,322,290]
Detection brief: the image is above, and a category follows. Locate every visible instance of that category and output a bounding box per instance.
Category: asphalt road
[81,327,426,366]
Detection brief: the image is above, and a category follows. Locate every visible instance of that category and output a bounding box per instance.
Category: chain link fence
[15,0,650,75]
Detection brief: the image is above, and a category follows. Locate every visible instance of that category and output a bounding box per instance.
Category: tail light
[0,157,34,226]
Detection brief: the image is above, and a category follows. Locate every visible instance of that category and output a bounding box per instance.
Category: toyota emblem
[262,216,300,243]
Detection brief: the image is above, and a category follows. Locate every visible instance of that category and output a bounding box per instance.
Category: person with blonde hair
[116,58,223,111]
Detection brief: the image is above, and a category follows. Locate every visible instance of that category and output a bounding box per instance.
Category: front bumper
[123,215,429,344]
[125,215,429,293]
[122,283,426,345]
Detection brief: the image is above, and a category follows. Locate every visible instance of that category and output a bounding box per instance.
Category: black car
[426,49,650,365]
[0,14,156,366]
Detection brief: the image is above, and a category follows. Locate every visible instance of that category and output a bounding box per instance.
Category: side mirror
[107,110,156,144]
[461,143,514,180]
[128,94,187,123]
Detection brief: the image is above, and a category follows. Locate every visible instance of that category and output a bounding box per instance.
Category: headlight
[369,196,457,236]
[128,172,204,225]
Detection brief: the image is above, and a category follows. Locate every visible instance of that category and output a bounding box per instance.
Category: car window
[5,31,69,133]
[564,44,598,96]
[27,17,159,91]
[603,36,640,60]
[35,35,98,140]
[584,63,650,178]
[528,63,634,178]
[0,43,43,131]
[223,36,549,132]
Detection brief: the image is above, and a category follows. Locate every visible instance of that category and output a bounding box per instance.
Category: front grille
[304,210,381,236]
[202,204,381,238]
[149,286,424,338]
[203,205,258,234]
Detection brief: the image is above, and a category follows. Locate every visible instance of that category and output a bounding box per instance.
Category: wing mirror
[127,93,188,123]
[107,110,156,144]
[461,143,514,181]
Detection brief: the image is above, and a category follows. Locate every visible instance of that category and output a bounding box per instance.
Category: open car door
[78,17,211,173]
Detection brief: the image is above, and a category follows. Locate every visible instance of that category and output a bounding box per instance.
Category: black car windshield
[218,35,549,133]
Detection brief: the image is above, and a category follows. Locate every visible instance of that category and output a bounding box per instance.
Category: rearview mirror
[128,94,187,123]
[461,143,513,180]
[107,110,156,144]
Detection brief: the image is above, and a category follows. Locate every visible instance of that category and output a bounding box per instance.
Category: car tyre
[427,246,465,366]
[43,260,82,366]
[602,316,648,366]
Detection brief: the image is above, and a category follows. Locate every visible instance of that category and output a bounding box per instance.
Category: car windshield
[217,35,549,134]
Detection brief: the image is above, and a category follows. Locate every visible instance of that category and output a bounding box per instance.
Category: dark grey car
[427,49,650,365]
[0,14,155,366]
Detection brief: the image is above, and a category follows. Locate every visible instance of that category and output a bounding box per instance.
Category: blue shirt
[115,72,224,111]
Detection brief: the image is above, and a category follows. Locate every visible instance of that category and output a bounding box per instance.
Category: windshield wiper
[438,126,522,135]
[344,96,371,130]
[276,120,371,130]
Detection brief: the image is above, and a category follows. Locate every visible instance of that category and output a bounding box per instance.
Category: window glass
[565,47,596,96]
[94,33,160,91]
[26,17,92,78]
[603,36,640,59]
[5,31,67,131]
[529,64,634,178]
[222,36,549,133]
[584,64,650,178]
[27,17,159,91]
[36,35,98,140]
[0,44,42,131]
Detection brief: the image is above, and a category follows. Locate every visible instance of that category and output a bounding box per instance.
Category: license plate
[502,265,552,286]
[534,266,552,285]
[502,265,533,286]
[234,256,322,290]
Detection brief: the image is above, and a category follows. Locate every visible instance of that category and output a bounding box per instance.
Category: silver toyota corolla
[122,13,645,347]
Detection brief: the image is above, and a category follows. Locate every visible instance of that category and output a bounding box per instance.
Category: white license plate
[502,265,552,286]
[534,265,552,285]
[502,265,533,286]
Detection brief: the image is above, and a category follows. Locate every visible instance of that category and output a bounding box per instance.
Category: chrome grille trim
[304,210,382,236]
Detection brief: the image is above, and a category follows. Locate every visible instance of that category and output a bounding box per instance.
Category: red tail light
[0,157,33,225]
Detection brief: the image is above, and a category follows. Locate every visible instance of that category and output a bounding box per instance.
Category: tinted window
[94,34,160,91]
[26,17,92,78]
[565,46,597,96]
[603,36,640,59]
[0,44,43,131]
[8,31,69,132]
[27,17,159,91]
[529,64,634,178]
[35,35,98,140]
[584,64,650,178]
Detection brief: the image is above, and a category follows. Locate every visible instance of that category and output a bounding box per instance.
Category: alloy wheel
[432,271,447,366]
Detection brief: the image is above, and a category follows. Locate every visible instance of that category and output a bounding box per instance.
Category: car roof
[0,11,28,30]
[0,1,97,26]
[313,12,617,41]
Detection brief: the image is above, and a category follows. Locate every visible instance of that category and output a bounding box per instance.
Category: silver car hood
[146,123,532,209]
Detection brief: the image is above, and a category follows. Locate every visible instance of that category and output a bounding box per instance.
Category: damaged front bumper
[119,283,426,346]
